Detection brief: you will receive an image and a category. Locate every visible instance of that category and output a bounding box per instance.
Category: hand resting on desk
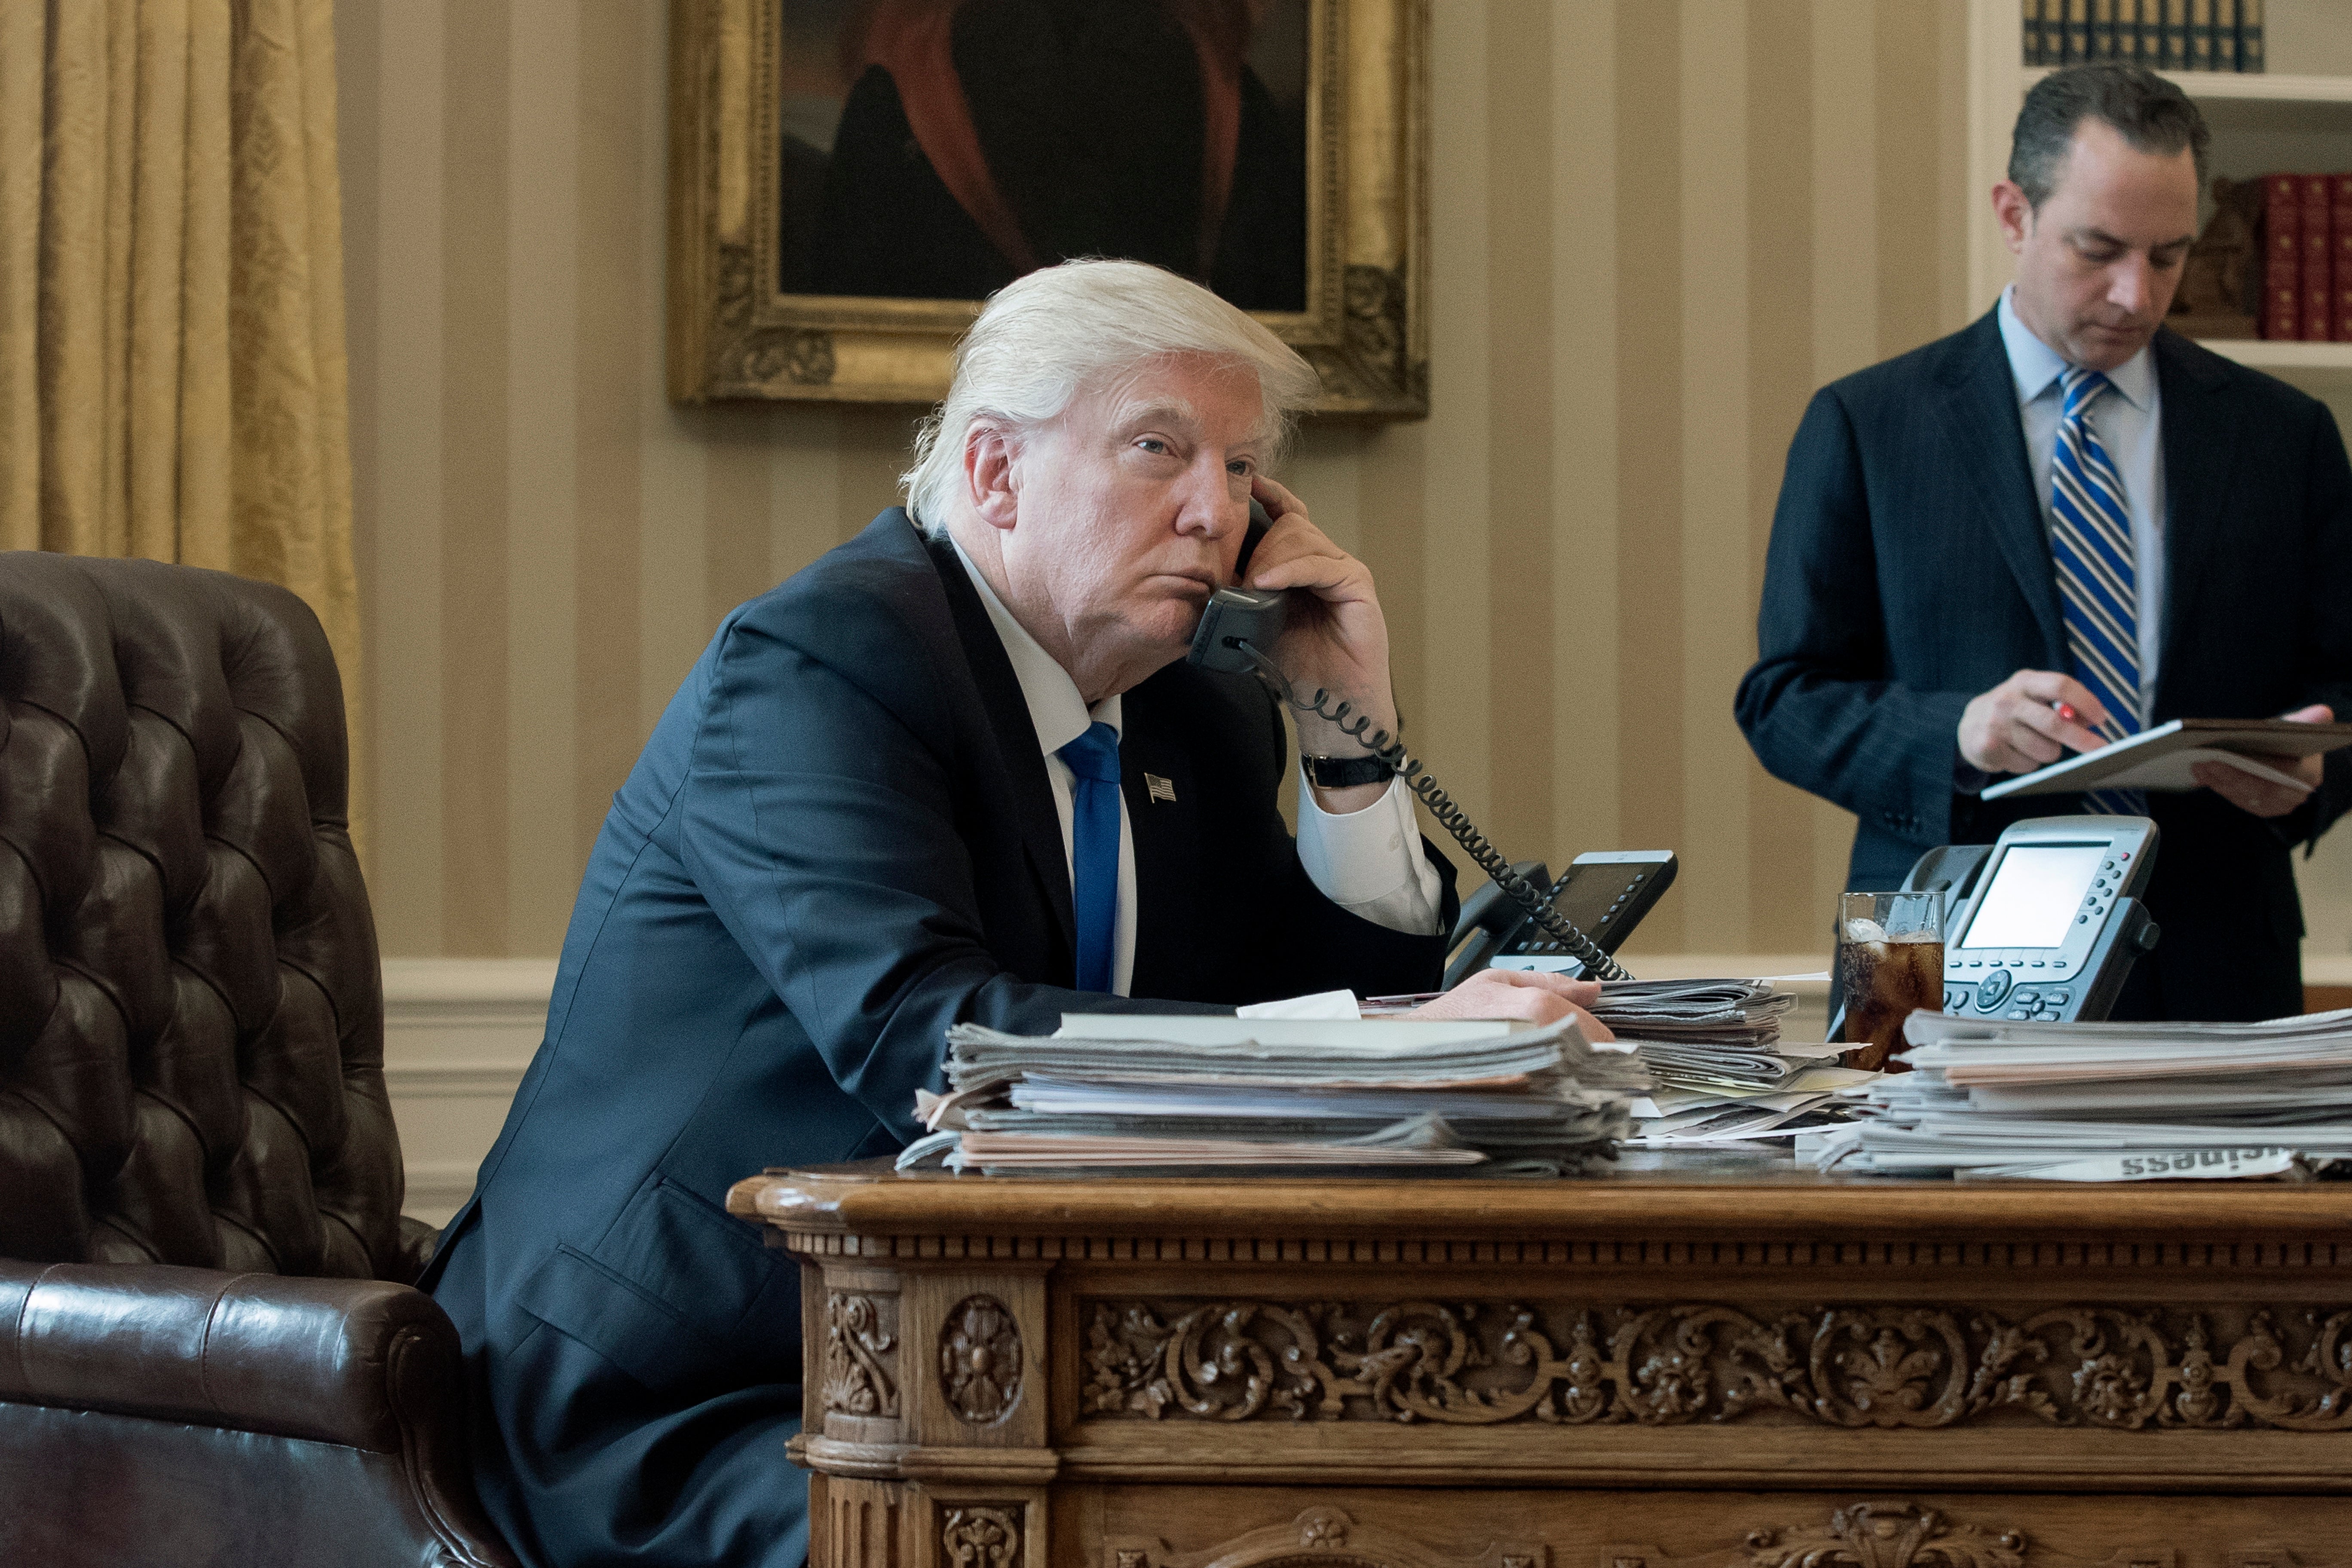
[1407,968,1614,1039]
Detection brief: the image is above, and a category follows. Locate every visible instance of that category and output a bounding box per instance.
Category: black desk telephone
[1187,502,1671,983]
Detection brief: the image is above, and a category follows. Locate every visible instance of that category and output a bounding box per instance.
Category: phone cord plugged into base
[1233,639,1633,983]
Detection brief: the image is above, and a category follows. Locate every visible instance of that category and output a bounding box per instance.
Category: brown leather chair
[0,552,514,1567]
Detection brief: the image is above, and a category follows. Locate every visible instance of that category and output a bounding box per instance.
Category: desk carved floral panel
[1079,1297,2352,1431]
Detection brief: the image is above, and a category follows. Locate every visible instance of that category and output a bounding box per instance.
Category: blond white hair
[901,259,1322,533]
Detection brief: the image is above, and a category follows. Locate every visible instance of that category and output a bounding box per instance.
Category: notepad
[1980,717,2352,800]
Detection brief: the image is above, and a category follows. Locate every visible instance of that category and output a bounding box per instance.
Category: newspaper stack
[1590,979,1878,1148]
[1810,1007,2352,1180]
[898,1012,1649,1176]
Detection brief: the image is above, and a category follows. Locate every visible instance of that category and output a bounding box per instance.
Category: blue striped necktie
[2049,366,2146,816]
[1056,721,1121,993]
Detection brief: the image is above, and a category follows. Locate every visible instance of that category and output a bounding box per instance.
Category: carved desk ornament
[727,1164,2352,1568]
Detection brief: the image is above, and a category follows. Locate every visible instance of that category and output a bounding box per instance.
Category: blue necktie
[2050,366,2146,816]
[1056,722,1121,993]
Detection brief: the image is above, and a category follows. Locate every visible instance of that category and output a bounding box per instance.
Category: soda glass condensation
[1836,890,1945,1073]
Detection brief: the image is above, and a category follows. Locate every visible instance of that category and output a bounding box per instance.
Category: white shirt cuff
[1295,773,1445,936]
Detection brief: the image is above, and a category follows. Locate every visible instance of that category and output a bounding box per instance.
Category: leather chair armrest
[0,1259,511,1559]
[0,1259,450,1450]
[398,1214,443,1287]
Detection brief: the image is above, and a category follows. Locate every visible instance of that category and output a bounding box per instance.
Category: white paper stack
[897,1012,1650,1176]
[1810,1007,2352,1179]
[1587,978,1877,1148]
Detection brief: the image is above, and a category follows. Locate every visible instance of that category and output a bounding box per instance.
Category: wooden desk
[729,1157,2352,1568]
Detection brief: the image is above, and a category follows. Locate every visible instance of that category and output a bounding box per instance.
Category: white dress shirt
[952,539,1443,995]
[1996,287,2167,724]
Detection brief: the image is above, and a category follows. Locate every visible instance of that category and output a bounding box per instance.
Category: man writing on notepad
[1738,63,2352,1023]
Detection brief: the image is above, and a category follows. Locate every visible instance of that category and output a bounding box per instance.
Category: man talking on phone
[1737,63,2352,1024]
[423,258,1599,1568]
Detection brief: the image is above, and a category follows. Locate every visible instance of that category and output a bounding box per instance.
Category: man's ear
[1991,180,2034,255]
[963,423,1020,531]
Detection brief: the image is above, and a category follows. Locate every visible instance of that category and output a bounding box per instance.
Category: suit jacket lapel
[2153,329,2239,707]
[1113,688,1202,999]
[922,529,1077,949]
[1939,309,2067,663]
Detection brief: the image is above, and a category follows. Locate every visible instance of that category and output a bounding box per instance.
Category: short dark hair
[2008,64,2209,208]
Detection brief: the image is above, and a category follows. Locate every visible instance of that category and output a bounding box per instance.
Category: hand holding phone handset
[1189,500,1634,982]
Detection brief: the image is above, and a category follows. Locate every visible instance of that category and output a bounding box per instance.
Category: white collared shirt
[952,539,1443,995]
[1996,287,2167,723]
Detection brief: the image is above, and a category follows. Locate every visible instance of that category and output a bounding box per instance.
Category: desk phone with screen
[1938,815,2162,1023]
[1444,850,1678,987]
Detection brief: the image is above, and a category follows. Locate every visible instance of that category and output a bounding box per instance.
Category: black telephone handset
[1188,502,1642,982]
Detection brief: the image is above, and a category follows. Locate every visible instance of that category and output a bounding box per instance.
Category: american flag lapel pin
[1144,773,1176,804]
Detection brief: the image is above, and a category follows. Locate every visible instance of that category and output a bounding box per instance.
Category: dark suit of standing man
[1737,64,2352,1023]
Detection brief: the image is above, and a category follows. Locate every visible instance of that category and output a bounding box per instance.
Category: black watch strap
[1302,753,1396,789]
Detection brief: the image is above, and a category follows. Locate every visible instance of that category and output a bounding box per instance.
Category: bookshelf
[1969,1,2352,384]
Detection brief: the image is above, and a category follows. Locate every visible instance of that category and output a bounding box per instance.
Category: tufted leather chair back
[0,552,404,1280]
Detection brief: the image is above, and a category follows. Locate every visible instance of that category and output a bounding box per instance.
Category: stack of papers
[1587,978,1878,1148]
[898,1012,1650,1176]
[1810,1008,2352,1179]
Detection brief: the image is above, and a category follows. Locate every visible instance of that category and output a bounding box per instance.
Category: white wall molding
[384,957,553,1225]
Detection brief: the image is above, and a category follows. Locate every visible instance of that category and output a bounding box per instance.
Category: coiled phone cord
[1232,640,1634,983]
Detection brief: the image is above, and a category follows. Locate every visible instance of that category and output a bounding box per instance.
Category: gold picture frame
[665,0,1427,419]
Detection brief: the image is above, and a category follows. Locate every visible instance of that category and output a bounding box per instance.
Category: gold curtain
[0,0,361,839]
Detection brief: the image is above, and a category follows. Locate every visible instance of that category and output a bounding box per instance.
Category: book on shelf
[2336,177,2352,342]
[2067,0,2092,61]
[2307,178,2335,342]
[2239,0,2263,71]
[2119,0,2146,61]
[2188,0,2213,70]
[2213,0,2237,70]
[2264,174,2300,341]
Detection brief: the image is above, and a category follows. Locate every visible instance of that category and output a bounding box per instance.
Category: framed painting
[666,0,1428,418]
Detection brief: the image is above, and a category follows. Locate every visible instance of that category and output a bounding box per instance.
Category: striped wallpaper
[335,0,2352,966]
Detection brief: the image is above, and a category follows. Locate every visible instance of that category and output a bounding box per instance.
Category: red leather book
[2335,192,2352,340]
[2264,175,2302,340]
[2306,179,2334,340]
[2306,230,2334,340]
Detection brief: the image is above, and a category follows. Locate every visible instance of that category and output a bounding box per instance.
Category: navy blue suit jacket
[425,511,1455,1567]
[1736,311,2352,1021]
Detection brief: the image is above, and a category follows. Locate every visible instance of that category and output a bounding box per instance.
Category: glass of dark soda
[1837,891,1944,1073]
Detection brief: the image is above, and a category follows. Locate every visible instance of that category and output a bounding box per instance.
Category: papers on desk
[1980,716,2352,800]
[1586,977,1878,1148]
[899,1012,1649,1176]
[1809,1007,2352,1179]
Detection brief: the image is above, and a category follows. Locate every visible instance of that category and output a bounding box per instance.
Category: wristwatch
[1302,753,1396,789]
